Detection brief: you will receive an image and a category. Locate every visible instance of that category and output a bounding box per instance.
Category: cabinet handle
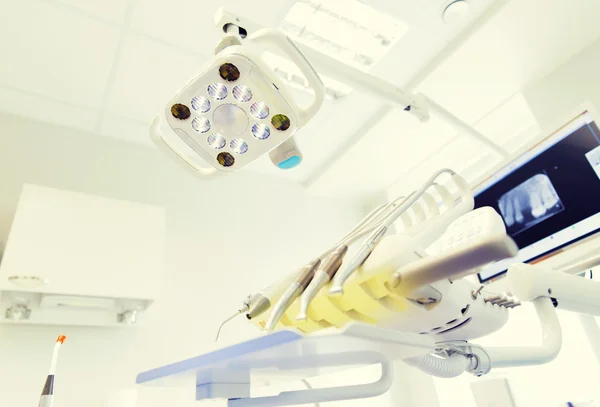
[7,276,48,287]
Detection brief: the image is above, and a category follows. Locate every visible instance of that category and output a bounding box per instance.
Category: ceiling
[1,0,600,204]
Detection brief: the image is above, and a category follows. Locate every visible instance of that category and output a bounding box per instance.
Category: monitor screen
[475,110,600,283]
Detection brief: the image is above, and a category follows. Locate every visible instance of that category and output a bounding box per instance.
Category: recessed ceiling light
[442,0,470,25]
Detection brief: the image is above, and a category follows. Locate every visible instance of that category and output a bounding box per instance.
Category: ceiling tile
[474,92,539,147]
[308,108,459,199]
[390,136,482,194]
[99,114,155,147]
[106,34,205,123]
[460,153,502,186]
[131,0,295,53]
[52,0,130,25]
[0,86,98,132]
[370,0,498,87]
[295,94,383,171]
[0,0,121,109]
[417,0,600,125]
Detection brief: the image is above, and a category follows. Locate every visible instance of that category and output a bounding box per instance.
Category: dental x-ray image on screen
[497,172,565,236]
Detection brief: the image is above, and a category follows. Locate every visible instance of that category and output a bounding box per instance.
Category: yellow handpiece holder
[250,234,420,333]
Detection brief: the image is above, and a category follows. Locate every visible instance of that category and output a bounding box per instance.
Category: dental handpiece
[215,294,259,341]
[246,269,302,320]
[264,258,321,332]
[329,225,388,296]
[297,245,348,320]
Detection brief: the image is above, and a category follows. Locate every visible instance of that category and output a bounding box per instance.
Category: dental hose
[402,353,471,378]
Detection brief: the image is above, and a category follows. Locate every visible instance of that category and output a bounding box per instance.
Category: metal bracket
[434,341,491,377]
[226,361,394,407]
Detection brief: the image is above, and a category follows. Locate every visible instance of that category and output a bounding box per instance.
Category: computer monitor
[475,107,600,283]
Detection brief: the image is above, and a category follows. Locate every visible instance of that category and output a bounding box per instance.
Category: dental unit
[233,168,600,382]
[144,7,600,407]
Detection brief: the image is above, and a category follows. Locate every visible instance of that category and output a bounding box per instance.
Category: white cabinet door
[0,185,165,300]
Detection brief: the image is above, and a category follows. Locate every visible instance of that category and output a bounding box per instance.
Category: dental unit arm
[139,168,600,407]
[222,167,600,382]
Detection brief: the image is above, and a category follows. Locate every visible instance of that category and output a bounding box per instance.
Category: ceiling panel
[417,0,600,125]
[0,0,121,109]
[99,114,154,147]
[388,92,542,196]
[52,0,131,25]
[106,34,206,123]
[130,0,296,53]
[390,136,481,194]
[369,0,498,87]
[308,108,459,199]
[0,86,98,133]
[474,91,539,147]
[279,95,383,178]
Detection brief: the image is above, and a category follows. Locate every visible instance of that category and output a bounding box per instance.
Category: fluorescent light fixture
[263,51,352,100]
[283,0,408,69]
[271,0,409,99]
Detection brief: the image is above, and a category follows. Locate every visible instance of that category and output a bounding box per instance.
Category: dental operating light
[150,17,325,179]
[152,7,511,184]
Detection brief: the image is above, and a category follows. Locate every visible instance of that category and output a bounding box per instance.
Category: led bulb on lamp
[208,83,228,100]
[192,117,211,133]
[252,124,270,140]
[250,102,270,119]
[192,96,211,113]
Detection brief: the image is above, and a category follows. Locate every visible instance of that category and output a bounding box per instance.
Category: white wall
[0,112,364,407]
[435,305,600,407]
[432,37,600,407]
[523,37,600,126]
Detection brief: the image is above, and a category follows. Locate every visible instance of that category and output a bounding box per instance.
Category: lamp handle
[150,116,221,179]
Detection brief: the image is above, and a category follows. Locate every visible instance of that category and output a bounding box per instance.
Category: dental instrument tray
[136,323,434,407]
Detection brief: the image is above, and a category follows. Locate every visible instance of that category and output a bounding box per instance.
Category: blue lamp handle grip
[248,28,325,127]
[269,136,303,169]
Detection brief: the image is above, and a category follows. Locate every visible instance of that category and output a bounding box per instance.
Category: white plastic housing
[380,279,510,342]
[0,185,165,326]
[359,234,510,341]
[395,207,519,294]
[507,263,600,316]
[161,46,300,172]
[152,28,324,178]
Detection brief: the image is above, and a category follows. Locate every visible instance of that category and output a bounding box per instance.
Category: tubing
[403,353,470,378]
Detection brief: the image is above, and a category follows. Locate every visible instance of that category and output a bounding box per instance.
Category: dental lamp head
[150,9,325,179]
